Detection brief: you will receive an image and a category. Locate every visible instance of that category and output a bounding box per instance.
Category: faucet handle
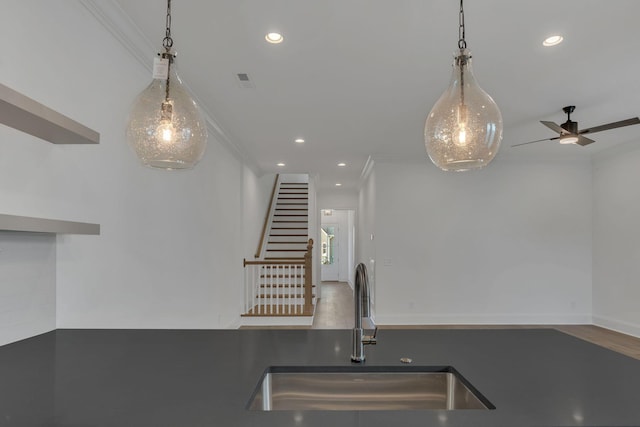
[363,330,377,346]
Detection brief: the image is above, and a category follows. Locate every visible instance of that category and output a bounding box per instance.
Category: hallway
[312,281,354,329]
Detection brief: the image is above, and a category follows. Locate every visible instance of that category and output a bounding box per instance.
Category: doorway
[320,209,355,286]
[321,224,339,281]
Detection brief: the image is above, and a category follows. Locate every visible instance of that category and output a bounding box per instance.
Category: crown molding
[79,0,262,176]
[359,155,375,187]
[79,0,155,72]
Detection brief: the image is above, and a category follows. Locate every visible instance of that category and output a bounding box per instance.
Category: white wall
[368,155,593,325]
[242,170,276,259]
[357,163,377,309]
[592,141,640,337]
[0,233,56,346]
[0,1,253,341]
[317,189,358,210]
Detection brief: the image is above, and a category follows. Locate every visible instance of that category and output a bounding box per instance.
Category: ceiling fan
[512,106,640,147]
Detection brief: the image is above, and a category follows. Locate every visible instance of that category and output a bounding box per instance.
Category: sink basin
[247,366,494,411]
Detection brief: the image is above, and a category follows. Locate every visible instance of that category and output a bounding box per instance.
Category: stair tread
[268,242,308,245]
[271,224,307,226]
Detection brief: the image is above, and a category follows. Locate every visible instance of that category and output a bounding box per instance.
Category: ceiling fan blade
[575,135,596,146]
[540,120,570,135]
[579,117,640,135]
[511,138,552,147]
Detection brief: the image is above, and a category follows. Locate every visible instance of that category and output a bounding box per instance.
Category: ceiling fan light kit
[424,0,503,172]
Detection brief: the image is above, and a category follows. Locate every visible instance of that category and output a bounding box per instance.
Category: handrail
[255,174,280,258]
[244,259,305,266]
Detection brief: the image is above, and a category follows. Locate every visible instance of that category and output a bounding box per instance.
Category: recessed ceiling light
[294,138,305,144]
[337,162,347,167]
[335,183,342,187]
[277,162,286,167]
[543,35,563,47]
[265,32,284,44]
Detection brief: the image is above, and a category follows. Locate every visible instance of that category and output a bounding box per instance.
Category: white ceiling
[113,0,640,191]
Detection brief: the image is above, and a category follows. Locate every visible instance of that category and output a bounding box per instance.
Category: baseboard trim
[376,313,592,326]
[593,315,640,339]
[239,316,314,328]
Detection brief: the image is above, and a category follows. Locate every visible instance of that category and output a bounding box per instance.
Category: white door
[321,224,339,281]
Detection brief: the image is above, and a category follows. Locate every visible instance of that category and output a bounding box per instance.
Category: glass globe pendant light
[424,0,502,172]
[126,0,207,169]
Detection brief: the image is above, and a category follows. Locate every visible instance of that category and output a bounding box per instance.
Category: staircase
[266,182,309,260]
[242,176,315,323]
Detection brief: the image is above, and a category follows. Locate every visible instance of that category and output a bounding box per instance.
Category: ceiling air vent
[235,73,255,89]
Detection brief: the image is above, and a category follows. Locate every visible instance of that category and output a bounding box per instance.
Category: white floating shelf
[0,83,99,145]
[0,214,100,235]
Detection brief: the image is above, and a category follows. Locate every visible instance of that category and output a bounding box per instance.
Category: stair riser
[266,243,308,250]
[278,188,309,196]
[270,232,309,240]
[275,209,308,213]
[277,195,308,200]
[272,215,308,222]
[271,222,308,228]
[266,249,307,256]
[276,205,308,210]
[268,235,309,243]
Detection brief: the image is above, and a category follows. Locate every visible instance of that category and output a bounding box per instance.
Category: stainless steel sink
[247,366,494,411]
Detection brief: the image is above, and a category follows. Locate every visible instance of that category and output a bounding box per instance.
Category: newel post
[304,238,314,312]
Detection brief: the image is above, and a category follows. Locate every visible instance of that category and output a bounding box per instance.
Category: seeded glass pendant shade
[126,56,207,169]
[125,0,207,170]
[425,49,502,171]
[424,0,502,172]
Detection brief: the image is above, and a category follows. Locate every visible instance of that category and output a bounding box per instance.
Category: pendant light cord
[162,0,173,103]
[163,0,174,51]
[458,0,466,50]
[458,0,466,109]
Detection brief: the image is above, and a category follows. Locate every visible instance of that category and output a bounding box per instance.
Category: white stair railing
[243,239,314,316]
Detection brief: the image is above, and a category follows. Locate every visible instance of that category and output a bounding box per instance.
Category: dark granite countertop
[1,328,639,426]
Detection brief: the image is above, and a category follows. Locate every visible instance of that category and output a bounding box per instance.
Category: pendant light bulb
[125,0,207,170]
[425,50,502,172]
[453,104,469,146]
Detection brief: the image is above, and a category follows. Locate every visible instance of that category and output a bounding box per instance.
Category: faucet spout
[351,263,377,363]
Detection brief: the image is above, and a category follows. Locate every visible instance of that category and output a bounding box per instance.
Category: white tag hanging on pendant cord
[152,57,169,80]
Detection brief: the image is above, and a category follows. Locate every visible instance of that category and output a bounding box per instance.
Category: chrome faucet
[351,263,377,363]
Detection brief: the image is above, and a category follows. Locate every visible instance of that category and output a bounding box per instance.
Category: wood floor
[244,281,640,360]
